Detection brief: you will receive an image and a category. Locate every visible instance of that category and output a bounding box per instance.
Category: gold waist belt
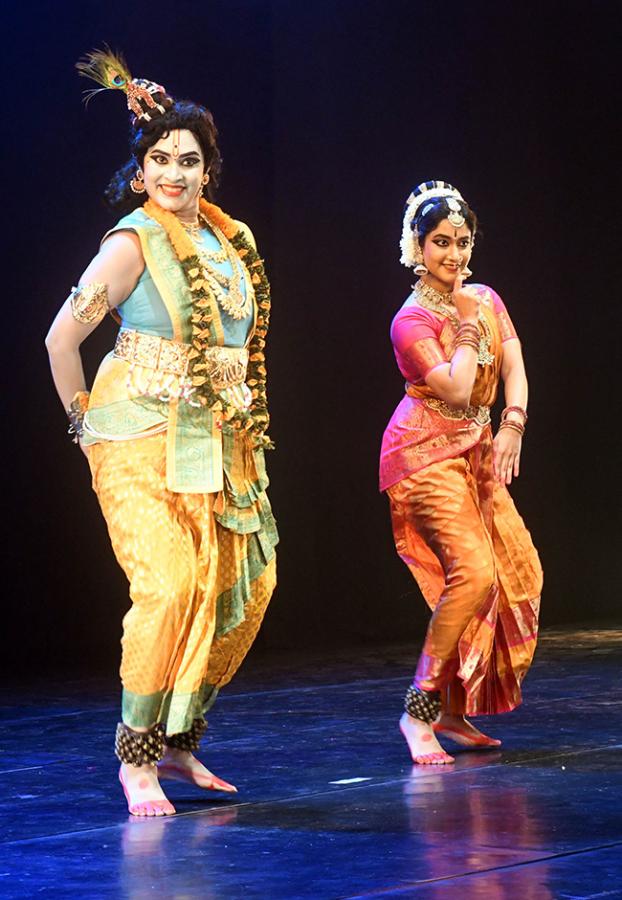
[114,329,249,391]
[423,397,491,425]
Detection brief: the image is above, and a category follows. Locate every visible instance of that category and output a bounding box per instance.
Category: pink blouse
[379,284,518,491]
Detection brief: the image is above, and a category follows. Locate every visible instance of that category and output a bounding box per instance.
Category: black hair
[105,99,222,213]
[408,181,478,246]
[415,197,478,244]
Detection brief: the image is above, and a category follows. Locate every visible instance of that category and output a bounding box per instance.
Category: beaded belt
[113,329,249,391]
[423,397,491,425]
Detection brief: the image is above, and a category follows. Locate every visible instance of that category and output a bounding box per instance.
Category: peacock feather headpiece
[76,46,173,123]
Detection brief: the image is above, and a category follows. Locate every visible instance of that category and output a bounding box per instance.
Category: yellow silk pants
[89,433,276,735]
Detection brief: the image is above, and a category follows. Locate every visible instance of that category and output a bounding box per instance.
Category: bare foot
[158,748,238,793]
[433,714,501,748]
[119,763,176,817]
[400,712,455,765]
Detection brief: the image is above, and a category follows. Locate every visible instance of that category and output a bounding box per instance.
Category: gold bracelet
[66,391,90,443]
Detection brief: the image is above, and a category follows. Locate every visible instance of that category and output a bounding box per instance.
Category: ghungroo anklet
[404,685,441,724]
[115,722,165,766]
[164,718,207,752]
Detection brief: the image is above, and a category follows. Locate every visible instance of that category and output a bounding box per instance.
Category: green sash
[104,209,225,493]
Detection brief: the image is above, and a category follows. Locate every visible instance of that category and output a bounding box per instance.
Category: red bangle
[499,420,525,436]
[501,405,528,423]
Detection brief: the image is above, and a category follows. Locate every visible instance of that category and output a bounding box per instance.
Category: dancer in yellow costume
[380,181,542,765]
[46,50,278,815]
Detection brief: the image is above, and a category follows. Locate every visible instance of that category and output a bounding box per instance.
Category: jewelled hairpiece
[399,181,466,268]
[406,184,464,219]
[446,197,466,228]
[76,46,173,123]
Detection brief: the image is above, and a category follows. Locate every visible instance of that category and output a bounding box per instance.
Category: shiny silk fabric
[380,287,510,491]
[381,284,543,715]
[89,433,277,735]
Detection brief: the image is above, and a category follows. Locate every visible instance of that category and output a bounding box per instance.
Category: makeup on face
[142,129,205,219]
[422,220,473,291]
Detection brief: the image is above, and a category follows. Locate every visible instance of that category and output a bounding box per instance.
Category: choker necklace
[414,279,454,309]
[180,217,203,240]
[413,280,494,366]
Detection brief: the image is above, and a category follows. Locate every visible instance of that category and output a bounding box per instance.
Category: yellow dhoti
[89,432,277,735]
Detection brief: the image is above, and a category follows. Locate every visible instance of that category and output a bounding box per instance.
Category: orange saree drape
[381,287,543,715]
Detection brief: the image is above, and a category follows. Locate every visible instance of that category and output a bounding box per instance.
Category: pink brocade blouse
[379,284,518,492]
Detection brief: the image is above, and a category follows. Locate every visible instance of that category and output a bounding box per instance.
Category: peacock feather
[75,46,133,105]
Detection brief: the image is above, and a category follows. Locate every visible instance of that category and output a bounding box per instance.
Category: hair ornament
[400,180,465,268]
[76,46,173,123]
[446,197,466,228]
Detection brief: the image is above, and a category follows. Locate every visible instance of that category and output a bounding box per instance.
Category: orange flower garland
[143,198,272,448]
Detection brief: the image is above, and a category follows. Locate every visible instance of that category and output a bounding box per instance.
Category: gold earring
[202,173,210,186]
[130,169,146,194]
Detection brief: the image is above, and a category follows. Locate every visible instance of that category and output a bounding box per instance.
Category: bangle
[499,420,525,436]
[456,323,480,343]
[455,336,480,351]
[501,405,528,424]
[457,323,480,337]
[66,391,90,443]
[454,321,481,356]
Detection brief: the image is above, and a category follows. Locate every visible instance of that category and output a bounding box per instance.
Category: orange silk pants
[388,447,543,716]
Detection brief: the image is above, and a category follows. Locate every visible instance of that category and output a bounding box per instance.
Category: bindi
[171,129,180,159]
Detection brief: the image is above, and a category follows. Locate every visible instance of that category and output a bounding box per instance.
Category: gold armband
[69,283,109,325]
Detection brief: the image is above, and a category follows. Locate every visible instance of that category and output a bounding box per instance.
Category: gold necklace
[180,215,227,264]
[413,280,494,366]
[189,219,253,321]
[180,218,202,240]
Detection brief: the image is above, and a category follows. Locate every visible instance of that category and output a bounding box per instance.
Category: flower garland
[143,197,272,449]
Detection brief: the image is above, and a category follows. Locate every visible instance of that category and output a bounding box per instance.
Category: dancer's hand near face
[453,274,481,324]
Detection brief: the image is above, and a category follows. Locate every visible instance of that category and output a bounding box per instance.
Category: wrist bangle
[499,420,525,436]
[66,391,90,443]
[501,405,528,424]
[455,336,480,351]
[457,323,480,337]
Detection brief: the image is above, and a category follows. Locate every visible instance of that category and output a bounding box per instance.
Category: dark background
[3,0,620,674]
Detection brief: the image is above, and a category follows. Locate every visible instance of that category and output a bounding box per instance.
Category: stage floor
[1,628,621,898]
